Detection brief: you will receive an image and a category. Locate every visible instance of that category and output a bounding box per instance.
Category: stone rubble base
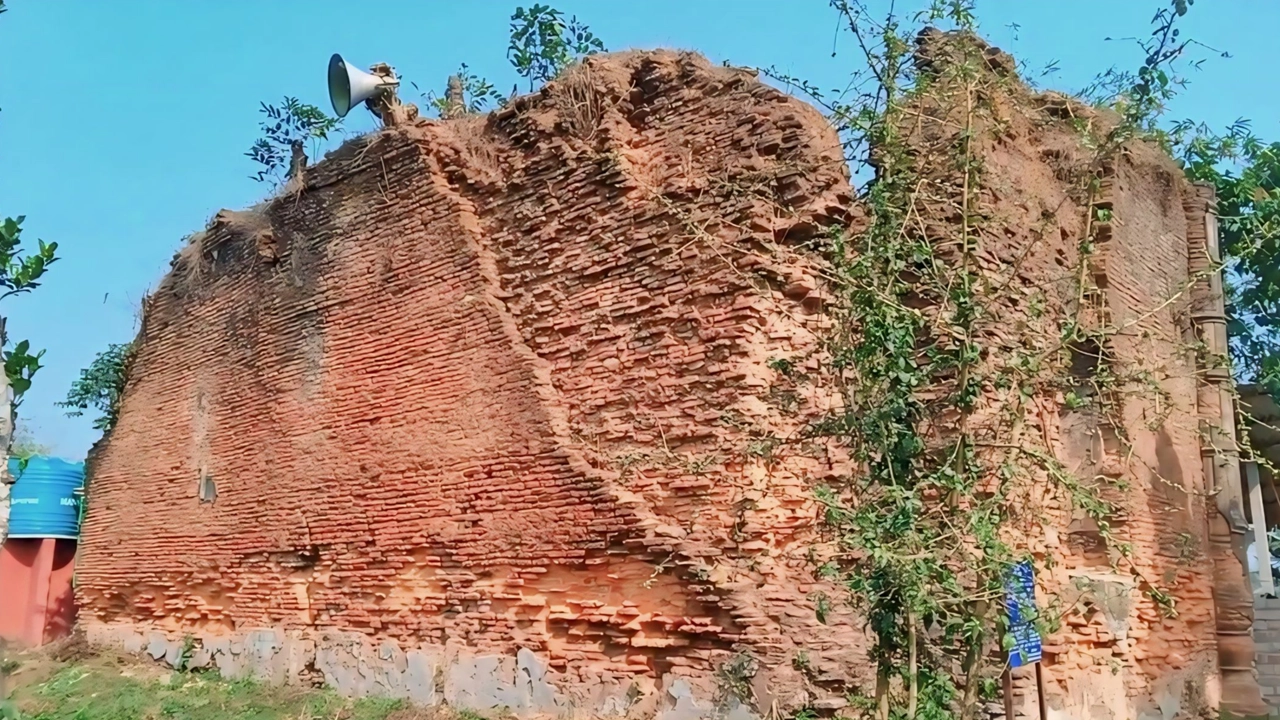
[83,624,756,720]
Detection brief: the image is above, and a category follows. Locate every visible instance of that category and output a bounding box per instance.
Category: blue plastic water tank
[6,456,85,540]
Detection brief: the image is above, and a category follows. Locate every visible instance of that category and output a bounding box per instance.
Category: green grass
[1,660,428,720]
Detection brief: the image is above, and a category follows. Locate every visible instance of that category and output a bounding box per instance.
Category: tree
[0,218,58,409]
[60,342,133,432]
[507,4,605,91]
[1174,120,1280,389]
[246,97,341,184]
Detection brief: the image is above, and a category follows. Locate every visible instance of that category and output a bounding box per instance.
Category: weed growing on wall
[508,4,605,91]
[761,1,1202,716]
[415,63,507,118]
[246,97,341,185]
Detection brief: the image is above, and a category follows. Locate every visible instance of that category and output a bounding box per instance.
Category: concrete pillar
[1247,460,1276,596]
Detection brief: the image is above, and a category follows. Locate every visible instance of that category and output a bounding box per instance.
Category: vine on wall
[761,1,1203,717]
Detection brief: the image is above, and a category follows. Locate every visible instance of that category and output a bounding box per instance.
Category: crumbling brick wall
[890,32,1252,715]
[1030,143,1228,718]
[77,51,864,715]
[76,47,1262,718]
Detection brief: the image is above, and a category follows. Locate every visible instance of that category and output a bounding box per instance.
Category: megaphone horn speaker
[328,54,398,118]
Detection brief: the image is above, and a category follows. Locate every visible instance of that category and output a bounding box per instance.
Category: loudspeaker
[328,54,398,118]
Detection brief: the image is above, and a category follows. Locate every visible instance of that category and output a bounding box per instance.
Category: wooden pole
[1002,659,1014,719]
[1034,662,1048,720]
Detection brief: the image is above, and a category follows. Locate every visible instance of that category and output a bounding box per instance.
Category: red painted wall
[0,538,77,647]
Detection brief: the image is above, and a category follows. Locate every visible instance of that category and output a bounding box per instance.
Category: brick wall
[1256,597,1280,709]
[76,51,862,716]
[74,46,1261,719]
[891,38,1233,715]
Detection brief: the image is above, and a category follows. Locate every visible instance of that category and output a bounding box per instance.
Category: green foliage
[507,4,605,90]
[1077,0,1204,146]
[812,590,832,624]
[792,4,1004,716]
[7,661,418,720]
[3,340,43,411]
[1172,119,1280,389]
[0,216,58,410]
[174,635,196,673]
[59,342,133,432]
[420,63,506,117]
[714,653,758,706]
[761,0,1198,716]
[0,217,58,301]
[246,97,341,184]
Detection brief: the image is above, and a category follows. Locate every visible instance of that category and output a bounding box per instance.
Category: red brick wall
[77,51,862,706]
[77,47,1247,717]
[1031,144,1223,715]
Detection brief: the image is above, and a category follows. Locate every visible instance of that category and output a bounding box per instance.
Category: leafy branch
[1171,118,1280,389]
[246,97,341,185]
[0,218,59,414]
[416,64,506,118]
[0,217,57,303]
[508,4,605,91]
[59,342,134,432]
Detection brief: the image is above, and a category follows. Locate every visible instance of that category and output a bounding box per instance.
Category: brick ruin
[75,44,1269,719]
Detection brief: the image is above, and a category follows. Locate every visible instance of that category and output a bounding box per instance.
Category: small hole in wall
[1068,338,1102,383]
[198,473,217,504]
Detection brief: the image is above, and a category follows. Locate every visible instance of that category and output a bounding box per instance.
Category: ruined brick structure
[78,51,862,716]
[76,47,1267,719]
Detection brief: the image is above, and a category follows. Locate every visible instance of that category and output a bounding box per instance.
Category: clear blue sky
[2,1,1277,459]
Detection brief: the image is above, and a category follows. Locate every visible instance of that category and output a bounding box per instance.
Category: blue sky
[2,1,1277,459]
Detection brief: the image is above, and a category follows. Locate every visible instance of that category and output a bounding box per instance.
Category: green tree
[507,4,605,91]
[246,97,341,184]
[1174,120,1280,388]
[0,218,58,409]
[60,342,133,432]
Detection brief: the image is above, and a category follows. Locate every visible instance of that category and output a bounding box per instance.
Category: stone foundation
[85,623,756,720]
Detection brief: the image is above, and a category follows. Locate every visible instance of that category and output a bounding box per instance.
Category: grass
[0,654,453,720]
[1,648,1275,720]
